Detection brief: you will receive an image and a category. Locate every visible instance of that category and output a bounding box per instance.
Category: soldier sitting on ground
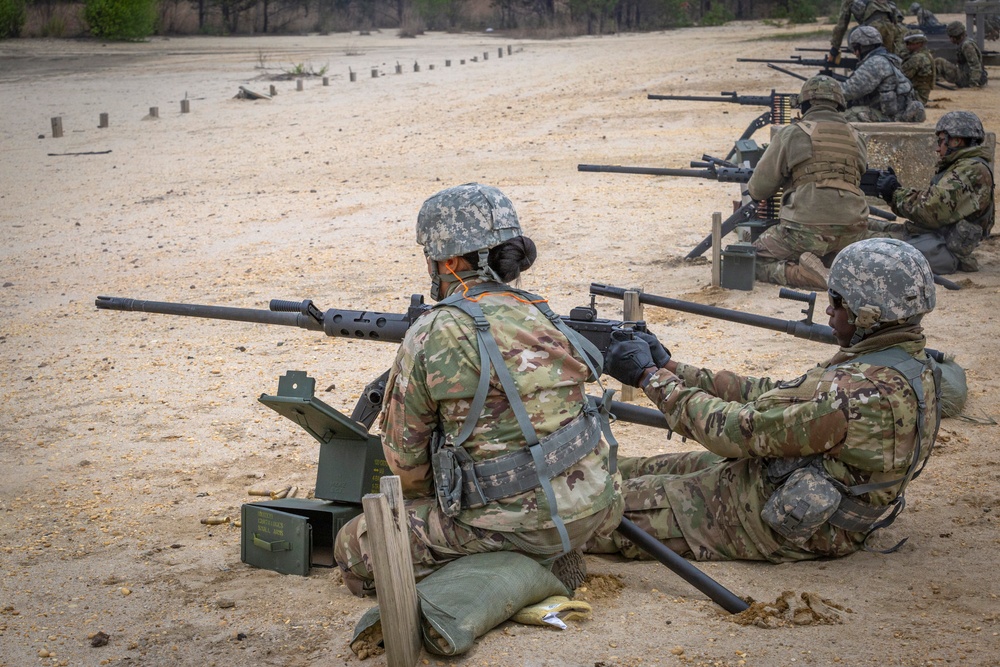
[935,21,988,88]
[334,183,623,596]
[746,75,869,290]
[586,238,941,564]
[875,111,995,274]
[901,31,935,104]
[841,26,926,122]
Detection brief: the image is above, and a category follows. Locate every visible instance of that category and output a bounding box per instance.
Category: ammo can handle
[253,534,291,552]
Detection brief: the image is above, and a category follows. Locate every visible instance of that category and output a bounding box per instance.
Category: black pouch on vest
[762,466,842,546]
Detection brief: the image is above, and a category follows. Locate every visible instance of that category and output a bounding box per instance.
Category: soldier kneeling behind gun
[747,75,869,290]
[587,238,941,563]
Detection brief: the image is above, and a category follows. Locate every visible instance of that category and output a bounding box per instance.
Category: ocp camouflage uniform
[901,45,935,104]
[935,37,987,88]
[841,46,926,122]
[334,277,623,592]
[831,0,906,56]
[747,104,869,289]
[887,144,995,272]
[586,331,937,562]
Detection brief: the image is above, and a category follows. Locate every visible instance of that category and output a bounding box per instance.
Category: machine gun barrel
[737,56,859,69]
[95,295,416,342]
[648,92,777,107]
[578,164,751,182]
[589,284,837,344]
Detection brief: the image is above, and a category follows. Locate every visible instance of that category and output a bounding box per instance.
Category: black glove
[634,330,671,368]
[605,331,657,388]
[827,46,841,63]
[876,168,900,203]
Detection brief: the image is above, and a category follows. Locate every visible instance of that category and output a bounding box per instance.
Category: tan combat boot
[788,252,831,289]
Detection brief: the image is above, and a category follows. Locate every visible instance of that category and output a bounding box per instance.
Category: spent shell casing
[200,516,231,525]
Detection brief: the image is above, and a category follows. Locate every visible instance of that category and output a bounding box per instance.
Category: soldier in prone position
[586,239,940,563]
[334,183,623,596]
[746,75,870,290]
[841,26,926,122]
[874,111,995,273]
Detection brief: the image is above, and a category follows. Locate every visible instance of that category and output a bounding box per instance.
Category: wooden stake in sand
[350,69,357,82]
[51,117,63,138]
[362,476,420,667]
[372,68,379,78]
[270,84,277,96]
[414,62,420,72]
[180,99,190,113]
[498,48,503,58]
[711,212,723,288]
[323,76,329,86]
[148,107,159,119]
[99,113,109,128]
[445,59,451,67]
[296,79,304,91]
[508,45,513,55]
[395,62,403,74]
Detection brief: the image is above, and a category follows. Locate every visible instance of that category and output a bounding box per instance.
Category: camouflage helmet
[904,31,927,43]
[908,2,920,13]
[946,20,966,37]
[828,239,935,329]
[798,75,846,109]
[416,183,522,261]
[849,25,883,48]
[936,110,985,144]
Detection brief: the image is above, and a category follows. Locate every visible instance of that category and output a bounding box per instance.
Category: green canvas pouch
[351,551,570,657]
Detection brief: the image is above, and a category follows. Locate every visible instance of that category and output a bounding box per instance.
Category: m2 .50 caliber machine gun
[647,90,798,158]
[95,292,750,613]
[736,55,860,82]
[578,156,898,260]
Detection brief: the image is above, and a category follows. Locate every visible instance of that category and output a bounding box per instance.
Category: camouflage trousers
[753,222,866,289]
[934,59,977,88]
[333,495,623,596]
[845,99,925,123]
[584,452,865,563]
[865,222,976,273]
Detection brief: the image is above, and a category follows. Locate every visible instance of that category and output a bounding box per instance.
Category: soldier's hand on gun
[876,167,901,203]
[605,331,658,388]
[827,47,841,64]
[633,330,671,368]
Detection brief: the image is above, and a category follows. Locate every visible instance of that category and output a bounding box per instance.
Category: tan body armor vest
[790,120,866,195]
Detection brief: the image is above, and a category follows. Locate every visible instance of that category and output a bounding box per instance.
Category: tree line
[0,0,966,40]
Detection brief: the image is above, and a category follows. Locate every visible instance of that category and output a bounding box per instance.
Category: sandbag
[351,551,570,657]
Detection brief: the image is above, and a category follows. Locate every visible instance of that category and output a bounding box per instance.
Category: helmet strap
[475,248,504,283]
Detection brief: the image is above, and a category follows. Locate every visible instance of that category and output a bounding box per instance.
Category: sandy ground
[2,19,1000,667]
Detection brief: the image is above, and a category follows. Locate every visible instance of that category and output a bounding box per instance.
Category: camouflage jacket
[378,278,621,532]
[841,46,919,119]
[747,104,869,232]
[955,38,986,87]
[902,47,935,104]
[831,0,902,51]
[891,144,995,238]
[642,331,938,511]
